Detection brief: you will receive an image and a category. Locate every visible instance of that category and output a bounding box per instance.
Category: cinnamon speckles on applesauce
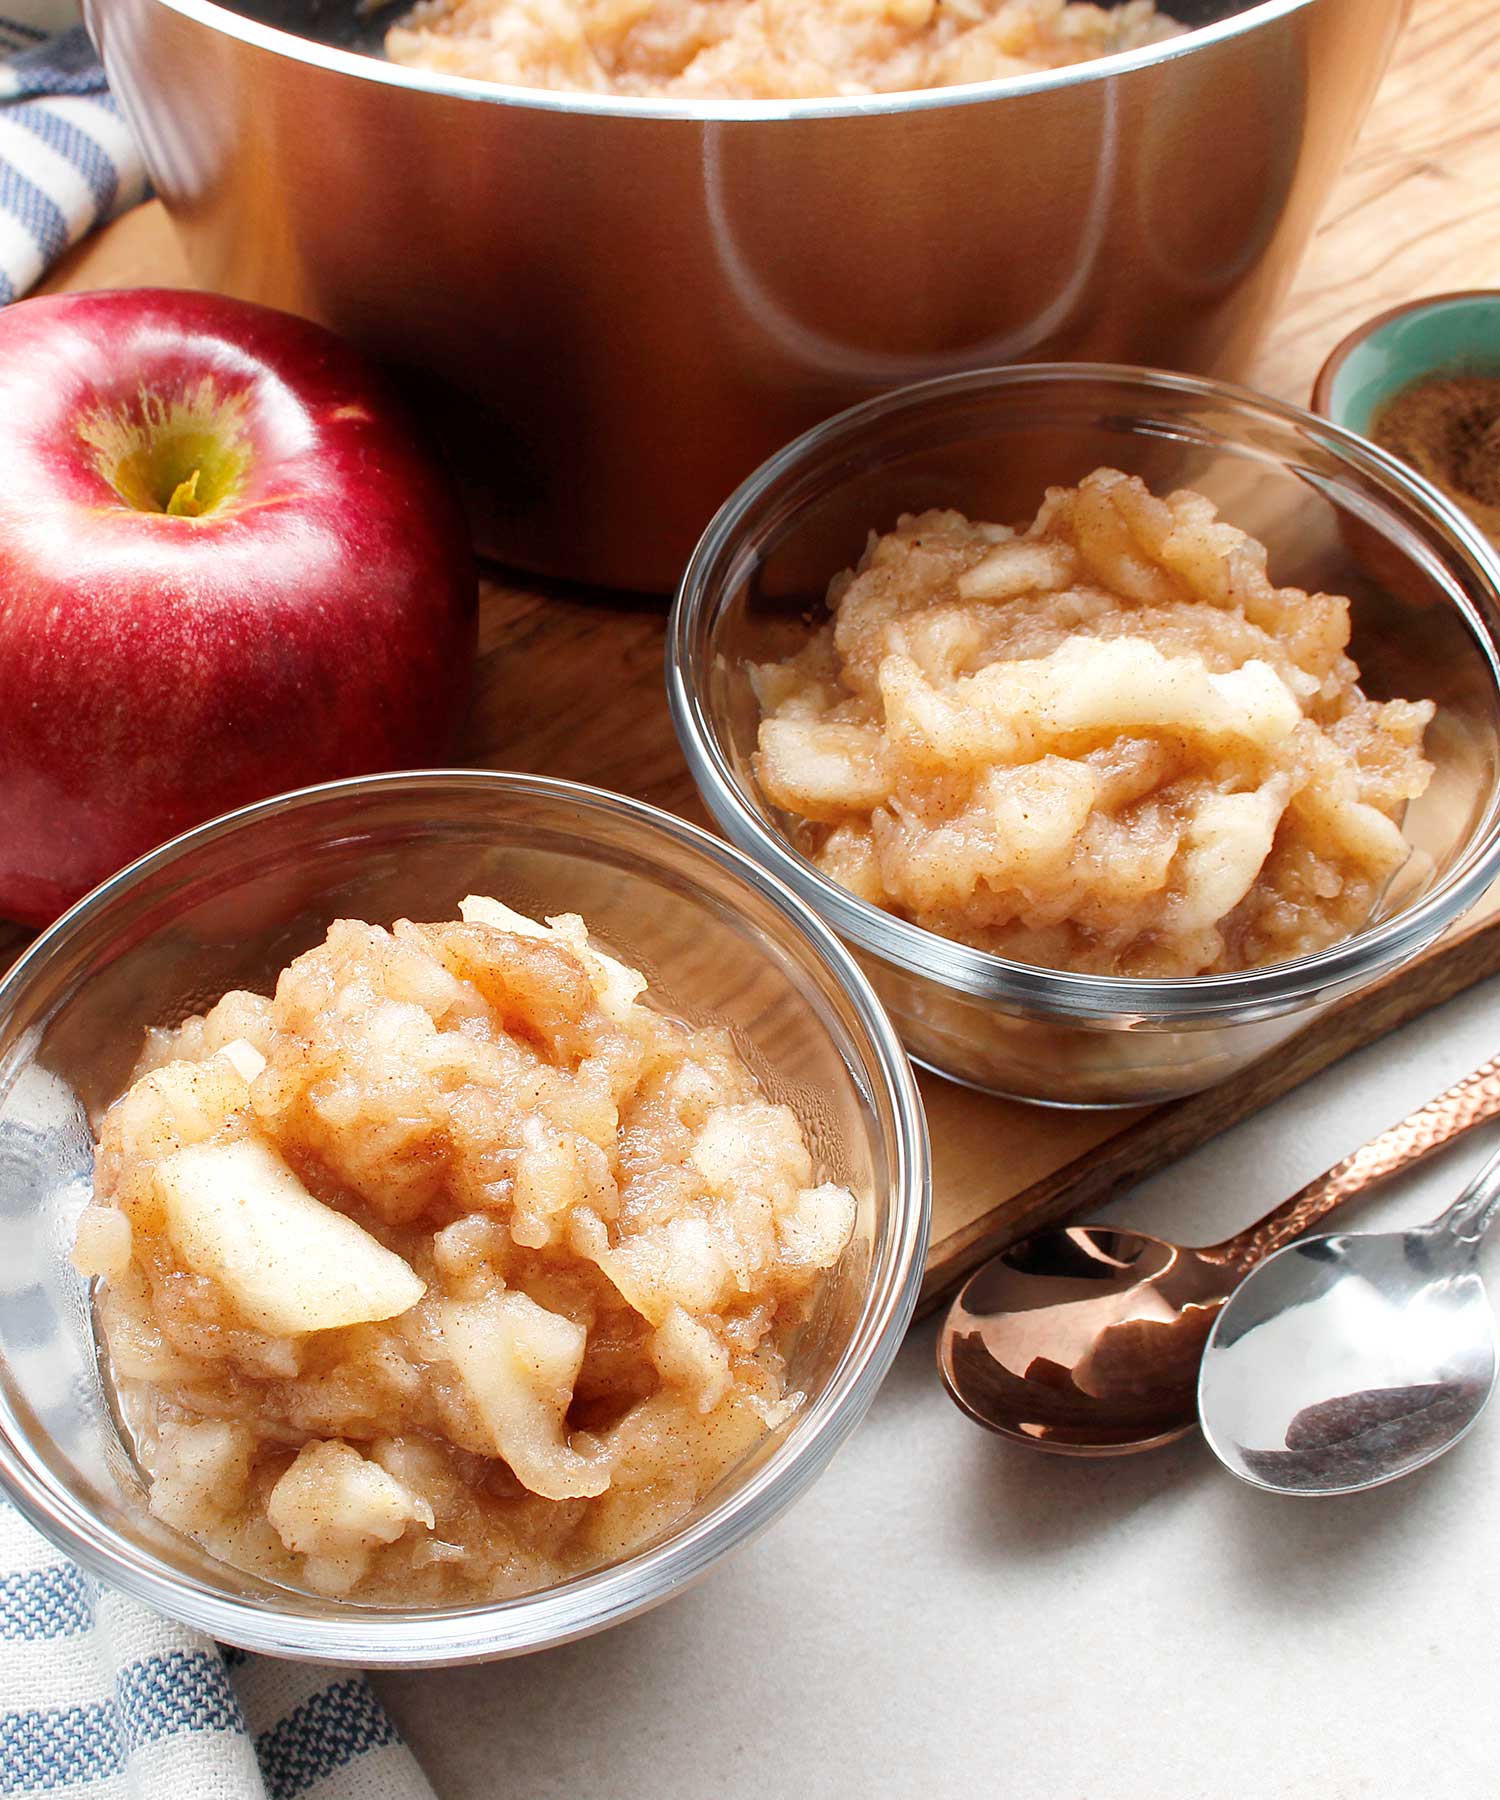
[72,899,856,1603]
[752,470,1437,977]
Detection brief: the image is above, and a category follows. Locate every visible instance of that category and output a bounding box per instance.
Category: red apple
[0,287,477,927]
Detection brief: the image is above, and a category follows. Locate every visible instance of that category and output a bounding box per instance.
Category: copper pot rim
[1311,288,1500,424]
[124,0,1326,124]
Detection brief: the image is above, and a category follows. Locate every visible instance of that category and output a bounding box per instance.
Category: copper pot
[86,0,1408,589]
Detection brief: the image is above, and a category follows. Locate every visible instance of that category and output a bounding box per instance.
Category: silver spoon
[1198,1137,1500,1495]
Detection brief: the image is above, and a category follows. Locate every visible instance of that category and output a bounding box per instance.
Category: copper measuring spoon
[938,1056,1500,1456]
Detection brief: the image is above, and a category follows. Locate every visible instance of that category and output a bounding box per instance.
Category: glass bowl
[0,771,929,1665]
[667,364,1500,1107]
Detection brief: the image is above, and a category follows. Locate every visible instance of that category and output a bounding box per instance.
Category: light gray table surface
[377,975,1500,1800]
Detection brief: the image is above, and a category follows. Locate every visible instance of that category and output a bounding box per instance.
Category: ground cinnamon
[1372,373,1500,540]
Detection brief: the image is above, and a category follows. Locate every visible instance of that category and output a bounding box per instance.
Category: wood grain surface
[7,0,1500,1314]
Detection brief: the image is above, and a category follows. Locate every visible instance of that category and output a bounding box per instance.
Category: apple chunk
[458,895,646,1022]
[440,1292,609,1500]
[155,1137,424,1335]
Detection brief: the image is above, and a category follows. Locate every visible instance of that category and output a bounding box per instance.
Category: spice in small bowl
[1370,374,1500,540]
[1313,291,1500,543]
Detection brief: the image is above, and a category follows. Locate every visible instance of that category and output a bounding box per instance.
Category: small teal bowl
[1313,290,1500,439]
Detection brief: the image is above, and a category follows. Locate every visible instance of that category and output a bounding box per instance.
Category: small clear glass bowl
[0,771,929,1665]
[667,364,1500,1108]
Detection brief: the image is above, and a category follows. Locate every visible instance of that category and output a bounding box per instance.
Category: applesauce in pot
[73,899,857,1604]
[385,0,1182,101]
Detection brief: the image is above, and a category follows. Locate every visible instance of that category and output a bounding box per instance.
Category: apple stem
[166,468,203,518]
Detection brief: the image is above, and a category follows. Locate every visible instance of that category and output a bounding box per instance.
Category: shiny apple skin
[0,288,477,926]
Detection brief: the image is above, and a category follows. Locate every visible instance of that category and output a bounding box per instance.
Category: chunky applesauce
[73,899,856,1603]
[753,470,1437,978]
[384,0,1181,101]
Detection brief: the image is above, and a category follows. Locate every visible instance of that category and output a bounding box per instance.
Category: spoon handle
[1432,1140,1500,1245]
[1203,1054,1500,1276]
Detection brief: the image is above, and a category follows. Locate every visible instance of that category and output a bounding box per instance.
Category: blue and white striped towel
[0,26,439,1800]
[0,19,147,303]
[1,1496,435,1799]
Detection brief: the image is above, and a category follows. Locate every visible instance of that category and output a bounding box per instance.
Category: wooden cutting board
[5,0,1499,1316]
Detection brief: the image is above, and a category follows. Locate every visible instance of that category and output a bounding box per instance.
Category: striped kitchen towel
[1,1495,437,1800]
[0,19,148,304]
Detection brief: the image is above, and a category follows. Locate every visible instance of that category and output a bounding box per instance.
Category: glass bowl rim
[667,360,1500,1022]
[0,768,931,1664]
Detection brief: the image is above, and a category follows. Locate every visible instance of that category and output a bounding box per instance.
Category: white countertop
[376,976,1500,1799]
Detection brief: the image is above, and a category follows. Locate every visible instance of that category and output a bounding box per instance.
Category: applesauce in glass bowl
[0,772,928,1663]
[667,364,1500,1108]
